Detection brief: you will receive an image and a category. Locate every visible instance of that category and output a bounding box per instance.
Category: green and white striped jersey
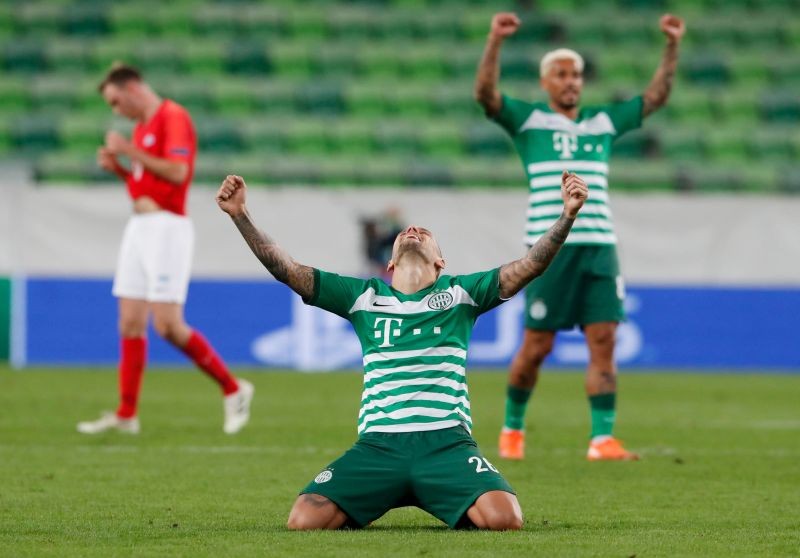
[307,268,505,436]
[492,94,643,246]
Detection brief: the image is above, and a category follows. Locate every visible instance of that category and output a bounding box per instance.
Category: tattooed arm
[499,171,588,299]
[216,175,315,300]
[642,14,685,117]
[474,12,520,117]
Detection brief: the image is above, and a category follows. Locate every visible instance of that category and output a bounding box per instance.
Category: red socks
[116,337,147,419]
[182,330,239,395]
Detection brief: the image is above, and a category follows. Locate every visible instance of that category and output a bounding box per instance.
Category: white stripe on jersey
[518,109,617,136]
[527,161,609,175]
[361,376,466,400]
[349,285,477,315]
[528,189,609,205]
[523,231,618,245]
[364,362,465,384]
[526,217,614,232]
[358,392,471,420]
[362,346,467,366]
[530,175,608,188]
[527,205,612,219]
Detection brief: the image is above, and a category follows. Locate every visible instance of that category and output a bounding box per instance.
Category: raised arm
[642,14,685,118]
[474,12,521,117]
[498,171,588,299]
[216,175,315,300]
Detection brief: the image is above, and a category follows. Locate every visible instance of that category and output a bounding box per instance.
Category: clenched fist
[561,170,588,218]
[105,130,132,156]
[216,174,248,217]
[659,14,685,44]
[490,12,521,40]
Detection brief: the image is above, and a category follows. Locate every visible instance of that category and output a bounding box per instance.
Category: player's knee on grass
[467,491,524,531]
[287,494,347,530]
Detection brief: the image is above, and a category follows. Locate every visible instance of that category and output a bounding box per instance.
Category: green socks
[504,385,532,430]
[589,393,617,438]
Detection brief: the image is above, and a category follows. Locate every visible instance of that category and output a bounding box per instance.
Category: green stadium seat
[683,53,731,85]
[657,128,703,160]
[3,42,47,74]
[326,9,376,41]
[34,153,102,184]
[239,5,286,40]
[464,122,512,157]
[313,43,359,78]
[62,4,110,37]
[373,122,421,155]
[613,129,658,159]
[714,88,759,123]
[152,5,193,38]
[15,3,61,37]
[0,78,31,115]
[60,114,108,154]
[663,88,713,123]
[417,121,463,158]
[45,40,93,74]
[776,166,800,193]
[265,158,323,185]
[400,44,448,80]
[283,119,332,155]
[295,83,345,115]
[158,81,213,115]
[355,158,404,186]
[270,43,314,78]
[759,92,800,122]
[11,115,60,153]
[729,52,770,86]
[225,42,272,75]
[30,76,80,112]
[429,87,481,117]
[608,161,675,192]
[135,42,183,77]
[108,4,156,37]
[195,119,243,153]
[404,160,454,187]
[91,41,135,73]
[345,82,391,116]
[388,83,433,117]
[703,128,747,162]
[746,127,795,161]
[211,80,257,116]
[249,81,297,114]
[328,120,373,155]
[285,8,328,41]
[239,118,288,153]
[182,42,225,77]
[359,45,402,78]
[193,5,240,37]
[317,158,359,187]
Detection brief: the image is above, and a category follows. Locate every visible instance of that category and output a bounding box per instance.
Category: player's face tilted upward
[388,225,444,272]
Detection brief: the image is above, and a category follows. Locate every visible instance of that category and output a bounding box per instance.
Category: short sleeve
[456,268,504,315]
[306,269,368,319]
[604,96,644,137]
[490,94,533,137]
[163,107,196,162]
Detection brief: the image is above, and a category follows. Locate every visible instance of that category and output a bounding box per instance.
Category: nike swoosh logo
[372,302,393,307]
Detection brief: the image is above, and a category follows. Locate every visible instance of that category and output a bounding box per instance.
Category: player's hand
[659,14,685,44]
[216,174,248,217]
[96,147,118,172]
[105,130,132,156]
[490,13,521,40]
[561,170,588,218]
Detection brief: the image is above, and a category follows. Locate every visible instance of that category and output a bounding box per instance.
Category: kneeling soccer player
[216,171,588,530]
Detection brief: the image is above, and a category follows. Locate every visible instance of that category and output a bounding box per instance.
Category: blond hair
[539,48,584,77]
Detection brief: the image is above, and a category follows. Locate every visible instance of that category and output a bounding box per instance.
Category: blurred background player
[215,171,587,530]
[475,12,685,460]
[361,206,405,281]
[77,64,253,435]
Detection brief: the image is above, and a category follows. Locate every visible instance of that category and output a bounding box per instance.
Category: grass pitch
[1,366,798,557]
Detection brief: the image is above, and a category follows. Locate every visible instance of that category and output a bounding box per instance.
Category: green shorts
[525,244,625,331]
[300,426,515,529]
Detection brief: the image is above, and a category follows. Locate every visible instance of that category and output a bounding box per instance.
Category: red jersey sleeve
[163,107,196,163]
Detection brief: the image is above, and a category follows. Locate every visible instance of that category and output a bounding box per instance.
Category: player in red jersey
[78,64,254,435]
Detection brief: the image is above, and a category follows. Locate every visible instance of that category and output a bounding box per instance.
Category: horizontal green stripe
[530,184,607,192]
[361,412,472,429]
[364,354,466,373]
[364,369,465,391]
[527,212,611,222]
[359,400,470,427]
[361,383,467,406]
[529,170,608,178]
[532,198,606,207]
[527,226,614,234]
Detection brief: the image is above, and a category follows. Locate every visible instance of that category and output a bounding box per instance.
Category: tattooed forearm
[231,210,315,299]
[499,213,575,299]
[643,41,679,117]
[474,36,504,115]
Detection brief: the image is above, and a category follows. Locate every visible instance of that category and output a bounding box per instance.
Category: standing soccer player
[216,171,588,529]
[78,64,254,435]
[475,13,684,460]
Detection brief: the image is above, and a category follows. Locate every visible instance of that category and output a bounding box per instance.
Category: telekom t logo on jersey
[553,132,578,159]
[374,317,403,348]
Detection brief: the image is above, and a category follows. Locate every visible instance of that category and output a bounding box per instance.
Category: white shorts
[112,212,194,304]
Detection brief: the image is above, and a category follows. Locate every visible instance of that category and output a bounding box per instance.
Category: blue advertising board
[17,277,800,370]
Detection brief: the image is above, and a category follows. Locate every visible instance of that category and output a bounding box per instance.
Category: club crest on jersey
[428,291,454,310]
[143,133,156,147]
[314,470,333,484]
